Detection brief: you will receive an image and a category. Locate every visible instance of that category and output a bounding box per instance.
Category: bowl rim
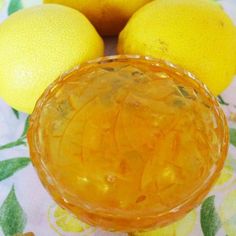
[27,54,229,223]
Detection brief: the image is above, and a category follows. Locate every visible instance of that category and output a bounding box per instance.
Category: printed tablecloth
[0,0,236,235]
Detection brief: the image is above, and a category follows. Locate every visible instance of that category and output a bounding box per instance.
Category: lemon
[0,4,104,113]
[43,0,153,36]
[48,205,94,234]
[118,0,236,95]
[133,210,196,236]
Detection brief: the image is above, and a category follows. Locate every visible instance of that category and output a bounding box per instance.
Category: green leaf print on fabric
[8,0,23,15]
[20,116,30,138]
[0,186,26,236]
[230,128,236,147]
[217,96,229,106]
[11,108,20,119]
[0,139,26,151]
[0,116,29,151]
[0,158,30,181]
[201,195,221,236]
[227,154,236,172]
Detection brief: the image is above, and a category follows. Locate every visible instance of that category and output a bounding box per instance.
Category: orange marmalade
[28,55,228,232]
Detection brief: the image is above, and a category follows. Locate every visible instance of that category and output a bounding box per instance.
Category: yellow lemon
[48,205,94,234]
[0,4,104,113]
[43,0,153,36]
[118,0,236,95]
[132,210,196,236]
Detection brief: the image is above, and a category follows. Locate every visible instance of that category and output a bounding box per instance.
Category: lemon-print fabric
[0,0,236,235]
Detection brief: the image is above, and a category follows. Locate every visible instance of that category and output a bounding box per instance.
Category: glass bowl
[27,55,229,232]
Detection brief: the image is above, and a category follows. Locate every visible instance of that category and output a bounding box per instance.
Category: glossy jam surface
[28,56,228,232]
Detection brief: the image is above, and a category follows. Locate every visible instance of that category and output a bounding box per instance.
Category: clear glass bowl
[28,55,229,232]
